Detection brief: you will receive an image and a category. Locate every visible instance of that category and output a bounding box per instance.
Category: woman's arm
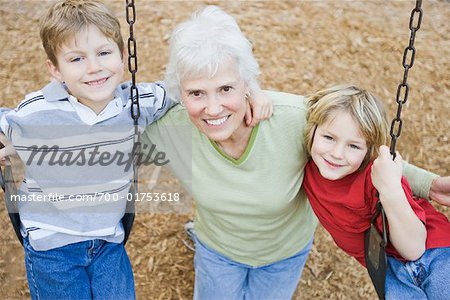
[403,160,450,206]
[372,145,427,261]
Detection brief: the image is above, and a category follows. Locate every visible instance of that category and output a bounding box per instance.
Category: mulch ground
[0,1,448,299]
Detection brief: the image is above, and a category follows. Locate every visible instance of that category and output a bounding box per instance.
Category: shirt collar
[67,95,122,125]
[41,79,70,102]
[41,79,123,125]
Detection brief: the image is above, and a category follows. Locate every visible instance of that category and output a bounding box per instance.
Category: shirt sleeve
[118,81,176,126]
[0,107,13,135]
[139,81,176,125]
[402,160,438,201]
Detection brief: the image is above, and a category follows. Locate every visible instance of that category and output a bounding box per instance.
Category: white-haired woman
[141,6,449,299]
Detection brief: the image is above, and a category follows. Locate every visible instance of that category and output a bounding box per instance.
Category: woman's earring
[245,91,251,101]
[180,100,185,107]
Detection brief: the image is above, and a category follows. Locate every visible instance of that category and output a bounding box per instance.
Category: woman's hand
[429,176,450,207]
[245,90,273,127]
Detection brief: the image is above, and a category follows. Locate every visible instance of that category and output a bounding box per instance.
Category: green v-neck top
[209,123,260,165]
[142,90,318,266]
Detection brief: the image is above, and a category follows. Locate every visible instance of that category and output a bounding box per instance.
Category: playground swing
[0,0,141,246]
[363,0,423,299]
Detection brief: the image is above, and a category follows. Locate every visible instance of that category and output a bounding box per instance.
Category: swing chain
[126,0,140,124]
[126,0,140,181]
[389,0,423,157]
[126,0,140,213]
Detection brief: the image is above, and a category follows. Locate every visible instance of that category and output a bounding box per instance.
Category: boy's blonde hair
[40,0,124,66]
[304,84,389,169]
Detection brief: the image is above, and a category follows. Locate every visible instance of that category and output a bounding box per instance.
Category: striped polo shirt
[0,80,173,250]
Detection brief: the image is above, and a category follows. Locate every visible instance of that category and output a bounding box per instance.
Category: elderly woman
[141,6,449,299]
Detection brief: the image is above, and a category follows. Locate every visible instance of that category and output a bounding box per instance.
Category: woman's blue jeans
[193,236,313,300]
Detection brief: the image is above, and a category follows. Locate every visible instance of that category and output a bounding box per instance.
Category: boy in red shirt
[302,84,450,299]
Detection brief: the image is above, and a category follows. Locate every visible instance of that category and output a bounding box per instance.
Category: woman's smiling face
[180,59,249,143]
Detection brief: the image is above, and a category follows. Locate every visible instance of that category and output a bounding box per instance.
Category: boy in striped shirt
[0,1,172,298]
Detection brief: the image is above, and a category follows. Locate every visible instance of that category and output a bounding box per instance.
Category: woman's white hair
[164,5,261,101]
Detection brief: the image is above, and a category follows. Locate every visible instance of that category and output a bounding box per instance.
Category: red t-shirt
[303,160,450,266]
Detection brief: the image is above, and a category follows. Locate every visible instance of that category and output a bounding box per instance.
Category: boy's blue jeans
[23,237,135,300]
[386,247,450,299]
[193,236,313,300]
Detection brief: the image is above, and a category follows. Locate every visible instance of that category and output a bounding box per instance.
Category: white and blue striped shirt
[0,80,174,250]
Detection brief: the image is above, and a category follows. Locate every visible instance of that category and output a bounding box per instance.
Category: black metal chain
[126,0,140,203]
[126,0,140,124]
[389,0,423,158]
[375,0,424,248]
[365,4,424,297]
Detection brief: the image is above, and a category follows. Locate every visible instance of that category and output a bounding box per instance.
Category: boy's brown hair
[304,84,389,170]
[40,0,124,66]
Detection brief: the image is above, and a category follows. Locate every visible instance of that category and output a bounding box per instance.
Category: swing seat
[364,223,387,300]
[122,183,136,245]
[121,212,134,245]
[121,170,139,245]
